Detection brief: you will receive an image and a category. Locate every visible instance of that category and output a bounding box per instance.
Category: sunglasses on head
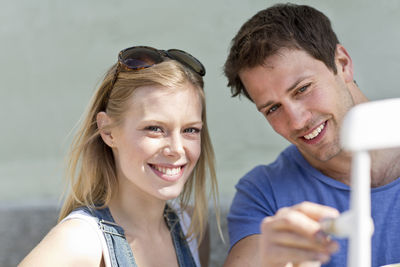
[117,46,206,76]
[103,46,206,109]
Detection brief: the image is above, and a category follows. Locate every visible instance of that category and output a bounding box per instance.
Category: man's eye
[267,104,280,115]
[297,84,310,93]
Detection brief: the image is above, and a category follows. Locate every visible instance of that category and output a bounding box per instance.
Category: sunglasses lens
[168,49,206,76]
[120,47,163,69]
[118,46,205,76]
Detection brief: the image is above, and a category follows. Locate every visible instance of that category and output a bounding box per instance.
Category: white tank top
[60,203,200,267]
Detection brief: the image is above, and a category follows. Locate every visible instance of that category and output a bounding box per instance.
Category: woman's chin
[157,187,184,201]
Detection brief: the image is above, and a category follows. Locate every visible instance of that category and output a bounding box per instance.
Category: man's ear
[97,111,115,148]
[335,44,354,83]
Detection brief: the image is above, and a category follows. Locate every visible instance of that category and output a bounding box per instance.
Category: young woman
[19,46,219,267]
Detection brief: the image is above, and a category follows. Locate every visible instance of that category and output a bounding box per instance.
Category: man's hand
[259,201,340,267]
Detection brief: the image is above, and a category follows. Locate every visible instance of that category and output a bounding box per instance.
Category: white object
[338,98,400,267]
[341,98,400,151]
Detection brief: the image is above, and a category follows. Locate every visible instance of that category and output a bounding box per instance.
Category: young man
[223,3,400,267]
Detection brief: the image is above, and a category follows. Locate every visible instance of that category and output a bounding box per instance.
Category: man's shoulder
[235,145,325,197]
[242,145,304,179]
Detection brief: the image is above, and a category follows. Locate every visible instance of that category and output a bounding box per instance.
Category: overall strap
[81,205,197,267]
[164,206,198,267]
[84,206,138,267]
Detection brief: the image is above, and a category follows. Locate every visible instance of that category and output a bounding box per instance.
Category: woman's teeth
[304,123,325,140]
[153,165,181,175]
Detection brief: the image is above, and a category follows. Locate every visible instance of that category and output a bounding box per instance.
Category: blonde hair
[58,59,219,243]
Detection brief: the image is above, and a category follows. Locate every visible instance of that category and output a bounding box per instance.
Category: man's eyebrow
[257,100,274,112]
[256,76,309,111]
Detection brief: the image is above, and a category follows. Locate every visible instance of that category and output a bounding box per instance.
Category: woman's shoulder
[19,217,103,267]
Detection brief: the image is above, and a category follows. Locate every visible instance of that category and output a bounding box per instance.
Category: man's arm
[223,234,261,267]
[224,202,340,267]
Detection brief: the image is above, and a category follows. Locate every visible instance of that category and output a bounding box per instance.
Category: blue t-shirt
[228,145,400,267]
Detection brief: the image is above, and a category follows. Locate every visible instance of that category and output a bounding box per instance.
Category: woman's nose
[163,133,184,157]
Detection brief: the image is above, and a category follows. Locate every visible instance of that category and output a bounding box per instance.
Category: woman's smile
[149,163,186,182]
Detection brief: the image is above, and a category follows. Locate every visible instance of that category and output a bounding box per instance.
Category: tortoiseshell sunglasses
[111,45,205,83]
[103,46,206,109]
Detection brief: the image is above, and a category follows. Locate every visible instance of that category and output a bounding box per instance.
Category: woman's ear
[97,111,115,148]
[335,44,354,83]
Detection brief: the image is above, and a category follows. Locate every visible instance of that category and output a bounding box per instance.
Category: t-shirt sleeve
[227,165,277,250]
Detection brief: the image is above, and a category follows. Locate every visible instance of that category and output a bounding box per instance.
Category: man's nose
[285,103,311,131]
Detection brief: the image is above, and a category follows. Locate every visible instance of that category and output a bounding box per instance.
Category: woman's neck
[107,179,168,236]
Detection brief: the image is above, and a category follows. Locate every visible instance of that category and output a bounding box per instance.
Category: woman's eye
[184,127,201,134]
[146,126,163,132]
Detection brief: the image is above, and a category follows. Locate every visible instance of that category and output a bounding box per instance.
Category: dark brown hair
[224,3,340,100]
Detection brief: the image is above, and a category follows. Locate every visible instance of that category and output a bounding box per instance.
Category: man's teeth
[153,165,181,175]
[304,123,325,140]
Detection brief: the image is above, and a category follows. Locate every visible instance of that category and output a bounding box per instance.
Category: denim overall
[78,205,197,267]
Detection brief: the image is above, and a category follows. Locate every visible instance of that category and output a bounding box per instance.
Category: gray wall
[1,0,400,203]
[1,0,400,265]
